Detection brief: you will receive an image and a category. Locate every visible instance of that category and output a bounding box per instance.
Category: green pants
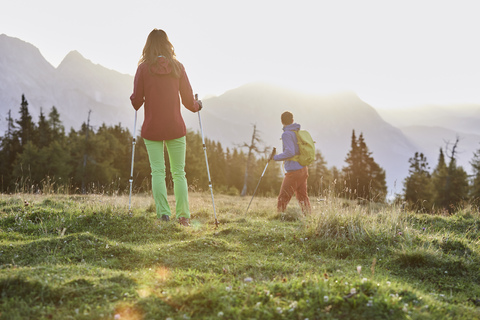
[144,137,190,219]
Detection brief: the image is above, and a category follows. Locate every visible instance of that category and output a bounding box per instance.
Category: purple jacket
[273,123,304,172]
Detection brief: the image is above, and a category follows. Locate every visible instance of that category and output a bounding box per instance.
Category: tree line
[403,138,480,212]
[1,95,480,211]
[0,95,284,197]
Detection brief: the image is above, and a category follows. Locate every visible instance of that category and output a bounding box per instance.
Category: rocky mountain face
[1,34,479,195]
[0,34,134,133]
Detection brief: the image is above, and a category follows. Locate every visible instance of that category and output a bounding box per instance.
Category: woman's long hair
[139,29,182,78]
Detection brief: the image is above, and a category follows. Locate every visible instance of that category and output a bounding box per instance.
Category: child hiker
[130,29,202,226]
[271,111,312,214]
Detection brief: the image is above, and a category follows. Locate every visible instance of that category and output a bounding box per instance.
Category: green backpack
[291,130,316,166]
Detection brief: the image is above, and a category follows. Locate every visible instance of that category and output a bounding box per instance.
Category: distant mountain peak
[58,50,91,69]
[64,50,85,60]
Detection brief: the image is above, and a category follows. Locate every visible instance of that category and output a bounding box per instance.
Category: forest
[1,94,480,212]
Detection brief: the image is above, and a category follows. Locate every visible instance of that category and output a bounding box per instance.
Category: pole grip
[269,147,276,161]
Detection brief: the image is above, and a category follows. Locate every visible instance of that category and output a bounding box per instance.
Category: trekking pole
[196,94,219,227]
[245,147,276,214]
[128,110,138,216]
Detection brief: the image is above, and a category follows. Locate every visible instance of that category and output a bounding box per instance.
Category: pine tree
[185,130,208,191]
[0,110,21,191]
[432,141,469,212]
[432,148,448,208]
[225,148,246,195]
[16,94,36,147]
[48,106,65,142]
[343,130,387,201]
[403,152,434,211]
[471,146,480,205]
[12,141,47,189]
[37,108,51,148]
[445,139,469,211]
[209,141,226,189]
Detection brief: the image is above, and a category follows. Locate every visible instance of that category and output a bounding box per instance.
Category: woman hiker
[130,29,202,226]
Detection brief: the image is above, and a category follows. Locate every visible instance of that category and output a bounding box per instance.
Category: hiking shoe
[178,217,190,226]
[161,214,170,222]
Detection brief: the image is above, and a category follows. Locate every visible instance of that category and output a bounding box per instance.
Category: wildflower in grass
[324,295,329,302]
[226,286,232,292]
[367,299,373,307]
[277,307,283,314]
[217,311,224,317]
[244,277,253,282]
[362,278,368,283]
[289,301,298,309]
[386,281,391,286]
[357,265,362,274]
[350,288,357,294]
[403,304,408,312]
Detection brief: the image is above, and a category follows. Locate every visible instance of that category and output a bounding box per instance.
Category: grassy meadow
[1,192,480,319]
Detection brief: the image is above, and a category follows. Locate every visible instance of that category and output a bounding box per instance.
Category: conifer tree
[432,141,469,212]
[432,148,448,207]
[403,152,434,211]
[343,130,387,201]
[185,130,207,191]
[209,141,226,189]
[16,94,36,147]
[471,146,480,205]
[37,108,51,148]
[225,148,246,195]
[0,110,21,191]
[12,141,47,189]
[48,106,65,142]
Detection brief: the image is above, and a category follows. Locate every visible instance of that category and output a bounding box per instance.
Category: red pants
[277,166,311,214]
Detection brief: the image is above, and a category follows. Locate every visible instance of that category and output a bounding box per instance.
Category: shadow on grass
[0,273,142,319]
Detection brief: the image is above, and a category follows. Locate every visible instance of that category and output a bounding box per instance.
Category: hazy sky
[1,0,479,109]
